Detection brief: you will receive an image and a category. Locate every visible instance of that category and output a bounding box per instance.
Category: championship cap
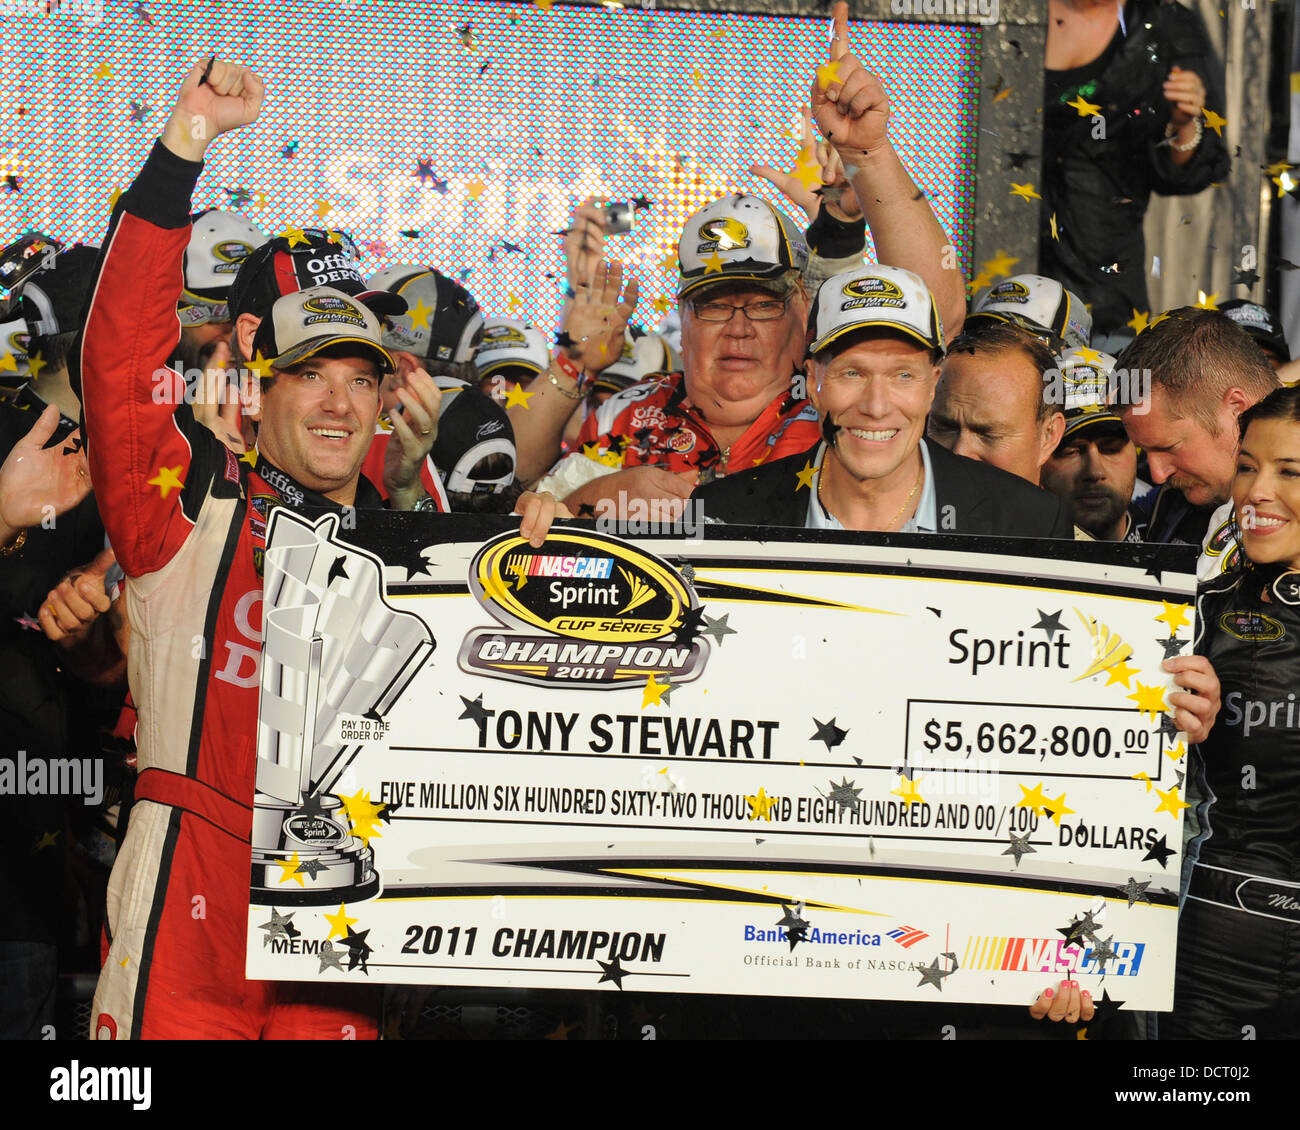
[1056,346,1124,441]
[229,228,404,321]
[806,264,944,356]
[181,210,263,325]
[431,379,516,495]
[589,329,680,395]
[677,194,808,298]
[969,274,1092,352]
[250,286,395,374]
[474,317,550,380]
[367,264,484,364]
[1219,299,1290,364]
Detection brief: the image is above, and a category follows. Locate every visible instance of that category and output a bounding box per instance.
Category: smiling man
[694,265,1071,538]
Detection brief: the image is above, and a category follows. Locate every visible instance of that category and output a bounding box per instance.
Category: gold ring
[420,429,431,436]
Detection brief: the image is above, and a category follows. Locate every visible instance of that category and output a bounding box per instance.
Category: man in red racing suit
[74,60,386,1039]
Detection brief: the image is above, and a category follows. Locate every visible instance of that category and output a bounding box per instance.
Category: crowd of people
[1,2,1296,1041]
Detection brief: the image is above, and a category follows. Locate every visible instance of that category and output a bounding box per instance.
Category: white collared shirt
[806,440,937,533]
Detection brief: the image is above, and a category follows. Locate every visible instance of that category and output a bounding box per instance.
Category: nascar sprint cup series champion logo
[458,529,709,689]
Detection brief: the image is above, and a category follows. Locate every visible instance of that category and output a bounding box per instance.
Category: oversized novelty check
[245,511,1196,1009]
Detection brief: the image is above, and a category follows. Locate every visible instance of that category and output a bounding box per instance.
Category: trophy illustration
[250,509,434,905]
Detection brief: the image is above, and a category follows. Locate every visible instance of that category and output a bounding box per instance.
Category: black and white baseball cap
[229,228,404,321]
[432,380,516,495]
[1056,346,1124,441]
[969,273,1091,352]
[250,286,395,373]
[181,210,263,325]
[474,317,550,380]
[367,264,484,364]
[807,264,944,356]
[677,195,808,299]
[1219,299,1290,363]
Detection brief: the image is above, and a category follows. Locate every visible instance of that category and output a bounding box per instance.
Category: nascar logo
[964,934,1145,976]
[481,326,528,348]
[839,275,905,311]
[986,280,1031,304]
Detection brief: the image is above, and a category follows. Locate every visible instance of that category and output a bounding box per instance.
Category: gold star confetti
[504,381,534,409]
[1154,785,1191,818]
[276,851,307,886]
[1050,212,1059,240]
[465,179,486,199]
[1194,290,1219,311]
[966,269,993,293]
[993,86,1012,103]
[0,352,15,373]
[1127,681,1169,723]
[1016,781,1050,816]
[1131,770,1153,793]
[690,68,704,88]
[1067,94,1102,117]
[1165,740,1188,762]
[815,59,842,90]
[1009,182,1041,202]
[545,1019,580,1040]
[336,788,385,845]
[701,250,724,274]
[1127,308,1150,335]
[34,830,59,851]
[108,186,123,210]
[642,673,669,709]
[278,226,309,248]
[314,200,332,219]
[147,465,184,499]
[1202,108,1227,137]
[790,153,823,192]
[324,903,357,940]
[1155,600,1191,635]
[980,249,1020,278]
[245,351,273,381]
[1043,791,1076,826]
[239,448,258,468]
[794,458,816,492]
[507,292,523,312]
[652,296,670,314]
[533,0,555,9]
[746,787,778,821]
[1104,659,1139,688]
[94,61,112,79]
[891,774,926,809]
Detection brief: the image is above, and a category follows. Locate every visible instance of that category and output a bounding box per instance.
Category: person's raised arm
[812,3,965,339]
[73,59,263,578]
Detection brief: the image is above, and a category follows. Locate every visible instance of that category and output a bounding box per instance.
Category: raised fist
[162,58,265,162]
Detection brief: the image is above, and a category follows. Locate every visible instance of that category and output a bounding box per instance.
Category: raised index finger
[830,1,849,62]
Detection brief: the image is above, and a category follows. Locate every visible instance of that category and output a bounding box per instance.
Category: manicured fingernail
[1060,980,1070,988]
[1070,980,1079,988]
[1082,990,1091,998]
[1044,989,1054,998]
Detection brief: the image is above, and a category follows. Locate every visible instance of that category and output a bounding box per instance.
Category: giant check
[245,511,1197,1009]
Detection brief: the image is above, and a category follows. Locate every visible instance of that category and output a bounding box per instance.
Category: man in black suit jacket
[693,263,1072,539]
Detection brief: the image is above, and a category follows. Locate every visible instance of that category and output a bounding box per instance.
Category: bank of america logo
[887,925,929,948]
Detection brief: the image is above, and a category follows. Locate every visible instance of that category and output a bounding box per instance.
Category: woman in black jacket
[1165,387,1300,1039]
[1042,0,1230,348]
